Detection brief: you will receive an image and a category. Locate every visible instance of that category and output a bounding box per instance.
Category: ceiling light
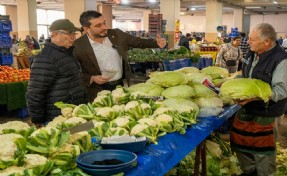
[245,6,261,9]
[121,0,129,4]
[149,0,156,3]
[190,7,196,11]
[273,0,278,4]
[180,12,185,15]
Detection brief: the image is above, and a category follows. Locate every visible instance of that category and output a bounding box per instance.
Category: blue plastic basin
[77,161,135,176]
[76,149,137,169]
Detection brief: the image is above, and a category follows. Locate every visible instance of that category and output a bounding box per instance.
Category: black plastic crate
[0,15,10,21]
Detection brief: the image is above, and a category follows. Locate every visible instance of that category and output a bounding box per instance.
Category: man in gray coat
[73,10,166,102]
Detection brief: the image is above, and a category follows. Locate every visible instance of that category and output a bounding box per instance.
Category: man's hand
[234,97,260,106]
[156,34,167,48]
[91,75,110,85]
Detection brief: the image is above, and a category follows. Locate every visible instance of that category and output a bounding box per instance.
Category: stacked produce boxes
[0,15,13,65]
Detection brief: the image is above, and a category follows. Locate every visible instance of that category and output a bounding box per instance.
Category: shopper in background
[282,35,287,50]
[24,35,34,49]
[231,23,287,176]
[238,32,249,71]
[73,10,166,102]
[215,34,243,74]
[277,36,283,45]
[178,33,192,51]
[26,19,87,127]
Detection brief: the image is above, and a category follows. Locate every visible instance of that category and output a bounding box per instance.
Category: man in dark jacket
[73,11,166,102]
[26,19,87,127]
[178,33,191,50]
[230,23,287,176]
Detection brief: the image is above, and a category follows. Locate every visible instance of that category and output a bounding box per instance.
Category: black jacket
[26,42,87,123]
[242,44,287,117]
[178,36,190,51]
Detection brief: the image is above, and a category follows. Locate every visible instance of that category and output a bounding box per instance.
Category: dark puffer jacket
[26,42,87,123]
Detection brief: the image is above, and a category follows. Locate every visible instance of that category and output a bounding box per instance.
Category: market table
[126,104,241,176]
[0,81,28,111]
[197,51,218,63]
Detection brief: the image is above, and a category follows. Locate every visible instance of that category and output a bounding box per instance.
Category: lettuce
[220,78,272,102]
[161,85,194,99]
[127,83,163,96]
[149,71,187,87]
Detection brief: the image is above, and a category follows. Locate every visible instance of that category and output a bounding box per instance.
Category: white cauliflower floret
[24,154,48,169]
[138,118,158,127]
[130,91,147,99]
[0,134,23,161]
[125,101,139,111]
[155,114,173,123]
[72,105,81,117]
[93,95,107,103]
[69,131,90,144]
[64,117,87,125]
[112,104,125,112]
[96,107,114,118]
[0,166,25,176]
[113,116,130,127]
[0,121,30,134]
[112,87,126,98]
[97,90,111,96]
[92,120,105,128]
[140,103,151,110]
[61,107,73,118]
[153,107,172,116]
[130,124,148,135]
[46,115,67,128]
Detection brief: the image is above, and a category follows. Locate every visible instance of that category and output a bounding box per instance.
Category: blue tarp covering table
[126,104,241,176]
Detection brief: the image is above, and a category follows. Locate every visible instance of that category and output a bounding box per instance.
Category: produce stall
[126,104,240,176]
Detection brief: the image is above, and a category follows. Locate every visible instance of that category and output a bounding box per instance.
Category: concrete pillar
[142,10,151,32]
[99,4,112,28]
[233,8,243,32]
[205,0,223,42]
[16,0,37,40]
[160,0,180,48]
[64,0,85,28]
[5,6,18,37]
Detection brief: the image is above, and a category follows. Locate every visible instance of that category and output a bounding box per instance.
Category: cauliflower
[64,117,87,125]
[92,120,105,128]
[0,121,30,134]
[0,166,25,176]
[155,114,173,123]
[152,107,172,116]
[93,95,107,103]
[46,115,67,128]
[97,90,111,96]
[113,116,130,128]
[105,127,129,137]
[130,124,148,136]
[112,104,125,112]
[96,107,117,121]
[61,107,73,118]
[124,101,139,111]
[138,118,158,127]
[0,134,25,162]
[141,103,151,110]
[112,86,130,104]
[24,154,47,169]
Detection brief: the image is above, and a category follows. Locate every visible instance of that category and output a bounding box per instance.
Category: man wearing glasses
[26,19,87,127]
[73,11,167,102]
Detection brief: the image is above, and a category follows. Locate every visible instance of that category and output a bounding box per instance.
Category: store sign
[174,20,180,44]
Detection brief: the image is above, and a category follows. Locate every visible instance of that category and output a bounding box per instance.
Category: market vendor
[230,23,287,176]
[26,19,87,127]
[73,10,166,102]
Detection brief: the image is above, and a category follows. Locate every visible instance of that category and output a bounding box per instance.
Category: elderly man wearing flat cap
[26,19,87,127]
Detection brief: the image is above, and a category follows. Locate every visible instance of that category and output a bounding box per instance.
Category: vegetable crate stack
[0,15,13,65]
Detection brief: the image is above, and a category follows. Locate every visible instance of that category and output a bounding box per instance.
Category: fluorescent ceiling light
[149,0,156,3]
[273,0,278,4]
[190,7,196,11]
[121,0,129,4]
[245,6,261,9]
[180,12,185,15]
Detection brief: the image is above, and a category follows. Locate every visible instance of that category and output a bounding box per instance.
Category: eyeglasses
[57,30,77,36]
